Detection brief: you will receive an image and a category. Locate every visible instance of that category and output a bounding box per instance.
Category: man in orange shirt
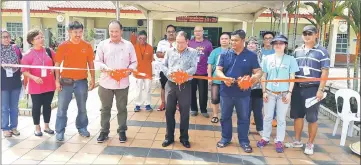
[134,30,154,112]
[54,21,95,141]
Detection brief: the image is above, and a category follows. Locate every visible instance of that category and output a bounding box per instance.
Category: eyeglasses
[264,37,273,41]
[303,32,314,36]
[1,36,10,39]
[138,37,147,40]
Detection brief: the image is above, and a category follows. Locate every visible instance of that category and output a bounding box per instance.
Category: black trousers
[191,74,208,113]
[165,81,191,141]
[31,91,55,125]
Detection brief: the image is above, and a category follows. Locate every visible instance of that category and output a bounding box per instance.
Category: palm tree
[286,1,297,40]
[303,1,327,45]
[323,1,348,48]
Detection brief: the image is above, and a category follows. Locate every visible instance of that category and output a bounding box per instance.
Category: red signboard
[176,16,218,23]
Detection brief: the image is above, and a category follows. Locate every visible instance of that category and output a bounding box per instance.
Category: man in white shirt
[94,20,137,143]
[155,24,176,111]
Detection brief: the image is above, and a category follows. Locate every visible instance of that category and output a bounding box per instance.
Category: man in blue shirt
[216,29,262,153]
[289,25,330,155]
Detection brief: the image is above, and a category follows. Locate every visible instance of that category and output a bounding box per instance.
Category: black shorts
[251,89,263,98]
[159,71,168,89]
[290,85,320,123]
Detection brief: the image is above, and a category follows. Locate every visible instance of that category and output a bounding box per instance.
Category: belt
[296,83,319,88]
[266,89,287,95]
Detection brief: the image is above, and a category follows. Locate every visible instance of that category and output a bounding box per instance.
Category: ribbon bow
[109,69,132,82]
[170,70,189,85]
[237,75,253,90]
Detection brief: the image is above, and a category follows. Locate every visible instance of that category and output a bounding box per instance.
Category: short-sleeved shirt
[217,48,260,97]
[162,47,198,82]
[134,43,154,79]
[21,48,56,94]
[188,39,213,75]
[293,44,330,85]
[156,39,176,62]
[261,48,275,56]
[55,40,94,80]
[208,47,228,84]
[1,45,22,91]
[262,54,299,92]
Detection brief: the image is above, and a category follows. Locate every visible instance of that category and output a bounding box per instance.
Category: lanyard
[33,49,45,66]
[138,44,147,60]
[274,55,284,79]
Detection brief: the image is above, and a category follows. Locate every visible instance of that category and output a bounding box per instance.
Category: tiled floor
[2,77,360,164]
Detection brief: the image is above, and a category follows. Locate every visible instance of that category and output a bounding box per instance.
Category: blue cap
[271,35,288,44]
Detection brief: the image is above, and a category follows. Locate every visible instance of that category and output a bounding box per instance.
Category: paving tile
[284,150,310,159]
[21,149,53,161]
[265,157,291,165]
[193,151,218,163]
[12,139,43,149]
[34,141,64,151]
[44,151,76,162]
[323,132,342,139]
[171,150,196,160]
[144,157,170,164]
[308,152,334,161]
[11,159,41,164]
[241,155,267,165]
[312,160,341,165]
[68,153,99,164]
[139,127,159,133]
[78,144,106,154]
[287,131,308,138]
[288,158,316,165]
[151,140,173,149]
[124,147,151,157]
[147,148,172,159]
[102,146,127,155]
[169,159,194,164]
[217,145,239,154]
[92,154,122,164]
[195,124,214,131]
[38,161,67,164]
[118,156,145,164]
[218,153,243,164]
[134,132,156,140]
[130,139,153,148]
[329,153,358,163]
[260,148,286,158]
[2,138,23,148]
[127,120,144,126]
[320,145,347,153]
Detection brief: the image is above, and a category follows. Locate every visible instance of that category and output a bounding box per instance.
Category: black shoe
[34,131,43,136]
[119,132,127,143]
[97,132,109,143]
[44,129,54,135]
[240,144,253,153]
[162,139,174,147]
[180,140,191,148]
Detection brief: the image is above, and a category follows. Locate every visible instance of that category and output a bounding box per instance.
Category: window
[6,23,23,40]
[336,34,348,54]
[57,23,66,43]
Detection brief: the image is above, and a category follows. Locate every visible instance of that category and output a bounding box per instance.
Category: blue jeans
[262,91,289,142]
[220,96,251,145]
[55,80,88,134]
[1,88,21,131]
[250,97,263,131]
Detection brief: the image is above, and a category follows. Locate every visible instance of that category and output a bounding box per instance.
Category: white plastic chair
[332,89,360,146]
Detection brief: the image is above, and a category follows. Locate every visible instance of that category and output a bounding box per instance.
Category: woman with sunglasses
[257,35,299,153]
[21,29,56,136]
[1,30,23,137]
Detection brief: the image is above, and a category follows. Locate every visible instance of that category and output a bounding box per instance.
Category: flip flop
[211,117,219,123]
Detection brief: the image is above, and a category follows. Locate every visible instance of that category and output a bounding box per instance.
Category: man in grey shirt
[161,31,198,148]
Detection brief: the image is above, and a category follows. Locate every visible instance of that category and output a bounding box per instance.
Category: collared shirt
[188,39,213,75]
[251,49,263,89]
[217,48,260,97]
[162,47,198,82]
[293,44,330,85]
[95,38,137,89]
[208,47,229,84]
[156,39,176,62]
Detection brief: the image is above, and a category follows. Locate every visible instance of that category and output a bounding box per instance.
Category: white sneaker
[285,141,303,148]
[304,142,314,155]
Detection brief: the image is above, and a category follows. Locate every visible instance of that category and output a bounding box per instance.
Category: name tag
[5,68,13,77]
[41,69,47,77]
[303,66,311,75]
[273,82,279,87]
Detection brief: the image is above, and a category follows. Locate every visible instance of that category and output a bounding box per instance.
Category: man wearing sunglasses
[289,25,330,155]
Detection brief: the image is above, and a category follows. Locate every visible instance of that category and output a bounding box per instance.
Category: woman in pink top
[21,29,56,136]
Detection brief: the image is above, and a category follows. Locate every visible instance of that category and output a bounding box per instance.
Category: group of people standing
[1,19,329,156]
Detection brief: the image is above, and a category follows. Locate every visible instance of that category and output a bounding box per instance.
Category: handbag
[60,78,74,86]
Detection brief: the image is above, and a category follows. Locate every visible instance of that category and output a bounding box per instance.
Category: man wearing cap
[257,35,299,153]
[289,25,330,155]
[215,29,262,153]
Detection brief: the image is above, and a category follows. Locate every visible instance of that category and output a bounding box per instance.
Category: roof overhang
[117,1,290,21]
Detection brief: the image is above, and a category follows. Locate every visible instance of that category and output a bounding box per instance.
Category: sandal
[217,141,231,148]
[211,117,219,123]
